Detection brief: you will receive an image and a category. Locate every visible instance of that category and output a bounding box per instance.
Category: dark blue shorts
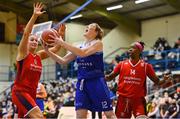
[36,98,44,112]
[75,77,113,112]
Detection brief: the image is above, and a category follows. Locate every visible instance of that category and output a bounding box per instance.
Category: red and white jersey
[13,53,42,99]
[114,59,156,98]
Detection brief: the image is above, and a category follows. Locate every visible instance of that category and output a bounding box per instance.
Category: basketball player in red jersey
[105,41,168,118]
[11,3,65,118]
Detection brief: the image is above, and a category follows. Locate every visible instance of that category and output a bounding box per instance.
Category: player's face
[28,35,38,50]
[128,44,140,58]
[84,24,98,40]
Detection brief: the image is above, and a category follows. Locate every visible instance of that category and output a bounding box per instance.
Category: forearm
[61,42,85,57]
[105,72,118,81]
[170,112,177,118]
[47,50,67,65]
[38,45,61,60]
[157,79,166,86]
[49,45,61,53]
[105,75,114,81]
[24,14,38,35]
[18,14,38,52]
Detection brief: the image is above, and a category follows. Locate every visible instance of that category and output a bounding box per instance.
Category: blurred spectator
[0,102,3,118]
[177,87,180,94]
[160,70,175,88]
[153,37,172,61]
[44,96,56,118]
[163,99,179,118]
[173,38,180,49]
[159,91,172,118]
[152,91,161,105]
[160,98,170,118]
[147,101,159,118]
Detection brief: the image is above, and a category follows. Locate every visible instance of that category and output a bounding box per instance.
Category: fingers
[49,34,56,39]
[48,42,56,47]
[47,39,55,43]
[58,24,66,37]
[51,29,59,37]
[34,2,44,9]
[41,41,50,50]
[41,11,46,14]
[59,24,66,31]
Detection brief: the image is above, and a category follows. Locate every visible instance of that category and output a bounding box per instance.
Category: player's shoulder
[117,60,127,66]
[92,40,102,47]
[141,60,153,68]
[122,59,129,64]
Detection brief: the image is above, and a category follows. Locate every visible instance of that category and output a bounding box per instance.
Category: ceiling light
[70,14,83,20]
[135,0,150,4]
[106,5,123,11]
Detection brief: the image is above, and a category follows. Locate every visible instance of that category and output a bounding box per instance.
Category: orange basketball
[41,29,58,44]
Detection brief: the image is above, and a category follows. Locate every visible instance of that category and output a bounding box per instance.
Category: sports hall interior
[0,0,179,118]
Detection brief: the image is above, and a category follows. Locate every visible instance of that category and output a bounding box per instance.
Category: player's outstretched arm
[105,72,119,82]
[48,34,103,57]
[37,24,66,60]
[42,43,76,65]
[146,63,171,86]
[17,2,45,61]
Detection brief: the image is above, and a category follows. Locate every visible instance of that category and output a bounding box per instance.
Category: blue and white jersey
[76,40,104,80]
[75,40,113,112]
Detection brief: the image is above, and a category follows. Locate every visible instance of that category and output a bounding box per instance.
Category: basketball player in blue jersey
[42,23,116,119]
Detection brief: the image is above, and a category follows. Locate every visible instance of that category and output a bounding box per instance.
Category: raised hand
[48,32,64,47]
[40,39,49,52]
[57,24,66,38]
[33,2,46,16]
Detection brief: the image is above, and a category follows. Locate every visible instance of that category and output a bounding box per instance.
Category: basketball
[41,29,58,44]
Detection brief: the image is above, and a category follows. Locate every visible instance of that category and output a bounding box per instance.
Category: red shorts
[115,96,146,118]
[12,90,37,118]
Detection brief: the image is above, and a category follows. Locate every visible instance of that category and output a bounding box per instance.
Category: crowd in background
[105,37,180,73]
[146,89,180,118]
[0,80,179,118]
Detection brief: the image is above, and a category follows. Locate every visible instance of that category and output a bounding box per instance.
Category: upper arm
[37,44,61,60]
[111,62,122,78]
[81,40,103,57]
[146,64,159,84]
[16,34,29,61]
[106,63,122,81]
[113,62,122,74]
[37,49,47,60]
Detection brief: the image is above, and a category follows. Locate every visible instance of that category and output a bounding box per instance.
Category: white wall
[141,14,180,49]
[103,24,140,62]
[65,23,85,44]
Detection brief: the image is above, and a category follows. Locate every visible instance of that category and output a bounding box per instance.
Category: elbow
[52,45,61,53]
[44,93,47,98]
[154,80,159,85]
[105,75,111,82]
[57,60,67,65]
[79,54,86,57]
[74,49,86,57]
[78,51,87,57]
